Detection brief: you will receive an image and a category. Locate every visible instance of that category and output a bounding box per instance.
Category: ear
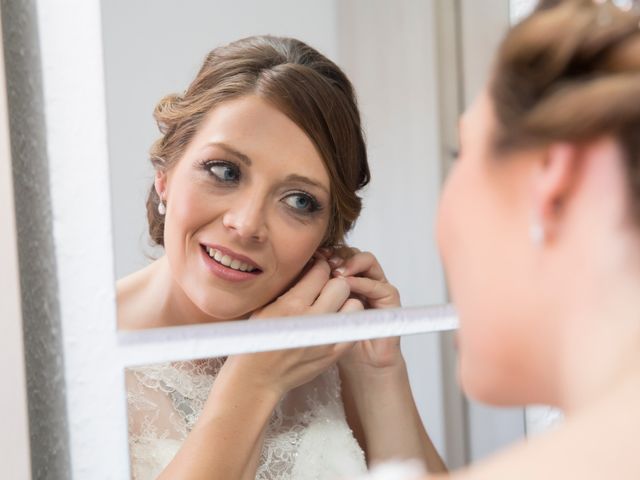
[154,170,167,200]
[532,142,580,242]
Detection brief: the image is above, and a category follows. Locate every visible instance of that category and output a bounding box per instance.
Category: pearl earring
[158,199,166,215]
[530,221,545,246]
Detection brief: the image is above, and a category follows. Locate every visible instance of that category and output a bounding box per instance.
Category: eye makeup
[195,158,326,219]
[281,190,323,216]
[199,159,241,185]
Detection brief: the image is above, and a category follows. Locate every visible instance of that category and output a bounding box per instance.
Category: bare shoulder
[116,260,162,330]
[447,377,640,480]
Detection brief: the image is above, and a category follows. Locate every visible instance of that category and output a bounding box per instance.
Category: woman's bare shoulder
[447,378,640,480]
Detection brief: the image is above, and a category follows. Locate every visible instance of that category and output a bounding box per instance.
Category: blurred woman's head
[438,0,640,407]
[146,36,369,320]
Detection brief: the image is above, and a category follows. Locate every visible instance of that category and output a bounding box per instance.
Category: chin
[188,289,264,321]
[458,356,520,407]
[201,299,259,321]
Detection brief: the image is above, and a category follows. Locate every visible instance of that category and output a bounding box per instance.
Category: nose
[222,192,268,243]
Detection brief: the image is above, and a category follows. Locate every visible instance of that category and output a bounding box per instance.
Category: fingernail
[333,267,346,276]
[328,256,343,267]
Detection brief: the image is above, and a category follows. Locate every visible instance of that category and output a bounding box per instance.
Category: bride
[117,35,446,479]
[358,1,640,479]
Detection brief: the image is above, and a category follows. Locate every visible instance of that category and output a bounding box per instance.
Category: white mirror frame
[30,1,459,477]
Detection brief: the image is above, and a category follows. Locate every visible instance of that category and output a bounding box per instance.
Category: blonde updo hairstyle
[146,36,370,247]
[491,0,640,220]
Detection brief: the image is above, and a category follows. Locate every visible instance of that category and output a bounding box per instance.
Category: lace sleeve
[125,359,222,480]
[126,368,183,479]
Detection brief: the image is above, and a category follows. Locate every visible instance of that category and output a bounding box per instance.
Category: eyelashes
[282,191,323,215]
[199,159,324,216]
[202,160,240,184]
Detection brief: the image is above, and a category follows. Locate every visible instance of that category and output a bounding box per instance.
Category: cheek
[438,161,527,402]
[458,310,542,405]
[170,188,213,232]
[437,162,487,299]
[270,217,328,276]
[436,167,460,266]
[163,184,223,267]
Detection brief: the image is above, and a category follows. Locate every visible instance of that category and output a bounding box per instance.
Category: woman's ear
[531,142,580,243]
[155,170,167,200]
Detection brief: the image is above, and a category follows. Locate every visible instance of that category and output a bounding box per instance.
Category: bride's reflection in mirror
[119,36,446,479]
[116,35,397,329]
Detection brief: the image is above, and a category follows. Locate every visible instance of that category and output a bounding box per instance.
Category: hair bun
[153,93,183,134]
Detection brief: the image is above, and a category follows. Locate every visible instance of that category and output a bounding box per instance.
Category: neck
[555,264,640,414]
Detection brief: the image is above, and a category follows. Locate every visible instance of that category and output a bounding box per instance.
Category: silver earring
[530,221,545,246]
[158,199,166,215]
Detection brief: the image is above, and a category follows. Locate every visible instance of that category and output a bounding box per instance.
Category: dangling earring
[158,197,166,215]
[529,221,545,247]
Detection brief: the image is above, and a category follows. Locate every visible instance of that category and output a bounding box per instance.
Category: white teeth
[206,247,257,273]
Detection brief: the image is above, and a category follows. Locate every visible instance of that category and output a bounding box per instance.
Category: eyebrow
[205,142,252,166]
[284,174,329,195]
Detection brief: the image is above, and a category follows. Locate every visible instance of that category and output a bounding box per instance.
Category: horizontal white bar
[117,304,458,368]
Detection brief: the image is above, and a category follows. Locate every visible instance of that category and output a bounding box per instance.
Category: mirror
[102,0,446,330]
[101,1,528,476]
[124,332,447,478]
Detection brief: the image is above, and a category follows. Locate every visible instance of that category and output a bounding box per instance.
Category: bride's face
[437,91,543,404]
[157,95,331,320]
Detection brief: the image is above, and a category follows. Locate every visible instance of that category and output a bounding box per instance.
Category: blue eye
[207,162,240,183]
[283,192,320,214]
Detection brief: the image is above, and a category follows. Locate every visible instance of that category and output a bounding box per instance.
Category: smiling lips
[205,246,258,272]
[202,245,262,280]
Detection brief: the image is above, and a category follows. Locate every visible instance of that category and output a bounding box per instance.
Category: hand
[251,256,352,319]
[319,247,404,374]
[223,342,354,399]
[325,248,401,310]
[227,256,356,397]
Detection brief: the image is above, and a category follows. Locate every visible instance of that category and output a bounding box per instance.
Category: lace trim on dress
[126,358,366,480]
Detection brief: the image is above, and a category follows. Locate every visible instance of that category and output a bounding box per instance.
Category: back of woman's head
[491,0,640,220]
[147,35,370,247]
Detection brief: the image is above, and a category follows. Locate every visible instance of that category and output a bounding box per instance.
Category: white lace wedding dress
[126,358,367,479]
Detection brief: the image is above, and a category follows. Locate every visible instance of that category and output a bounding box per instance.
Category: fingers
[332,251,387,281]
[333,341,356,357]
[290,341,354,372]
[339,298,365,313]
[344,276,401,309]
[316,247,334,259]
[281,258,331,307]
[309,277,351,314]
